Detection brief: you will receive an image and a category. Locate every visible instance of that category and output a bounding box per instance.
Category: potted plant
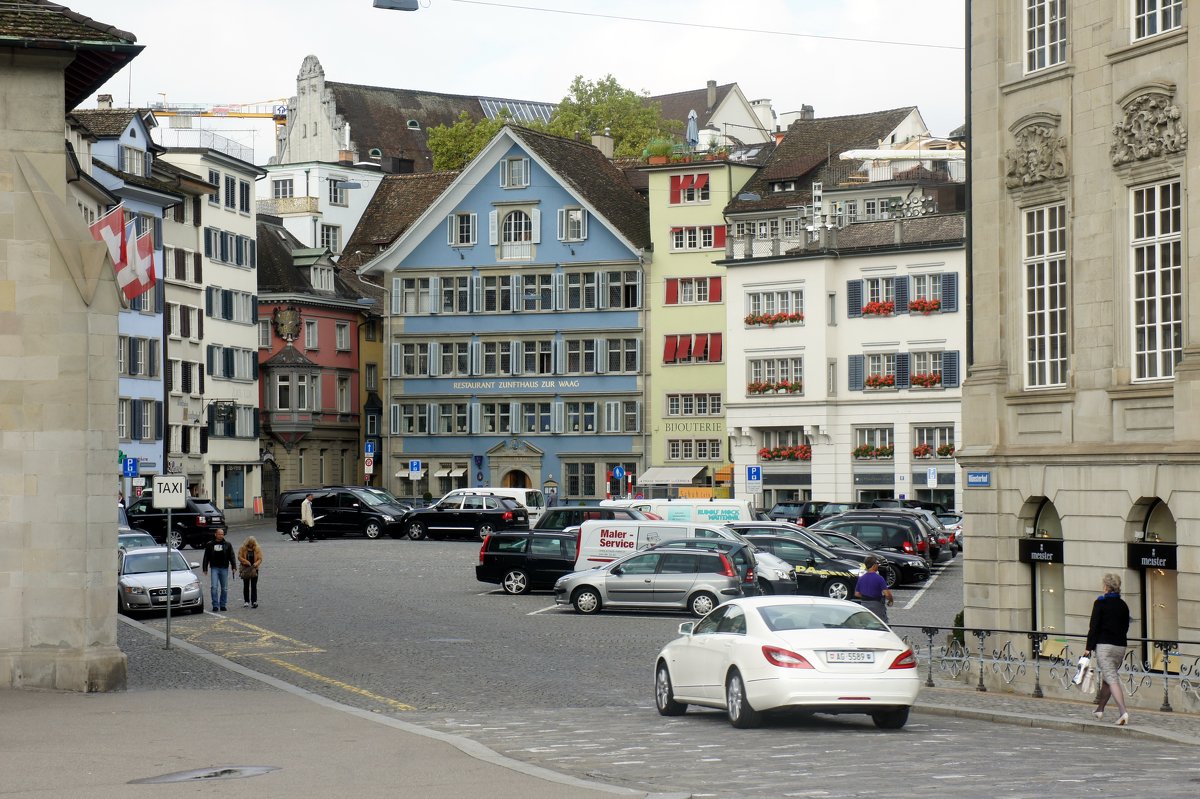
[875,444,895,459]
[852,444,876,459]
[861,300,896,316]
[865,373,896,389]
[937,443,956,457]
[913,443,934,459]
[911,371,942,388]
[747,380,772,395]
[909,297,941,315]
[645,137,673,165]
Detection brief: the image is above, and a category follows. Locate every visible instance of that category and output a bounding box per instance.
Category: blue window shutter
[849,354,865,391]
[205,287,213,316]
[206,345,215,375]
[154,279,164,313]
[894,276,910,315]
[895,352,911,388]
[252,359,259,380]
[153,217,162,247]
[207,404,216,435]
[117,146,125,172]
[847,280,863,318]
[250,241,256,268]
[204,228,212,258]
[223,348,234,378]
[129,338,139,375]
[941,272,959,312]
[219,233,228,263]
[252,300,258,323]
[198,364,205,393]
[253,412,260,438]
[221,289,233,320]
[144,152,152,177]
[154,400,164,440]
[943,351,961,387]
[130,400,141,438]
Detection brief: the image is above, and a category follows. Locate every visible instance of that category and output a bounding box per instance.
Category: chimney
[97,94,113,110]
[894,219,904,245]
[750,99,775,134]
[338,149,356,164]
[707,80,717,110]
[591,127,614,160]
[800,104,815,120]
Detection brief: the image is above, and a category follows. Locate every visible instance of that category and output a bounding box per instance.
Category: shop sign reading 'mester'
[1018,537,1064,564]
[1126,541,1177,571]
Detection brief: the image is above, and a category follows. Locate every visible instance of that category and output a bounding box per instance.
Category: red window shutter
[665,278,679,305]
[663,335,678,364]
[693,333,709,361]
[695,173,709,191]
[677,335,693,361]
[713,225,726,248]
[669,176,681,205]
[709,333,723,363]
[708,277,722,303]
[679,175,695,191]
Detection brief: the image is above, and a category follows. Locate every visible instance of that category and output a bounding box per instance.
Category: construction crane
[148,97,289,126]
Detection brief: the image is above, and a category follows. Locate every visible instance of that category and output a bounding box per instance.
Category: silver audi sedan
[117,547,204,615]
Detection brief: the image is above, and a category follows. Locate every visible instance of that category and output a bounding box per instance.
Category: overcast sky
[67,0,965,165]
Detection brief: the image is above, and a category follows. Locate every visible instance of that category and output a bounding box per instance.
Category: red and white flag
[116,220,157,301]
[88,204,125,269]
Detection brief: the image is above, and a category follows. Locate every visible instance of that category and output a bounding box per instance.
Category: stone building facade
[965,1,1200,704]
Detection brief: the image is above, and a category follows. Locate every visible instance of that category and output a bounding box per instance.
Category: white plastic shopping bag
[1072,656,1090,685]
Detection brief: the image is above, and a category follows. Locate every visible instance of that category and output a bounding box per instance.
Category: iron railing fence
[890,624,1200,713]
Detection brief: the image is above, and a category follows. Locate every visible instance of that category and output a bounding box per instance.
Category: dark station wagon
[476,531,579,594]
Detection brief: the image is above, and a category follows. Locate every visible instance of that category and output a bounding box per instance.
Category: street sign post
[746,465,763,495]
[122,457,139,477]
[926,467,938,488]
[364,455,375,475]
[152,475,188,649]
[365,440,376,456]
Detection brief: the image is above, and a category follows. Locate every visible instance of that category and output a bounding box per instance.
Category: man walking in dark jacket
[202,528,236,611]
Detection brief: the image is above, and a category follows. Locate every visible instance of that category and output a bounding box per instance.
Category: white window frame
[335,322,350,351]
[1024,203,1069,388]
[865,276,895,305]
[449,212,477,246]
[1131,180,1184,381]
[1134,0,1183,41]
[1025,0,1067,73]
[328,178,348,207]
[272,178,294,199]
[304,320,318,349]
[320,224,341,254]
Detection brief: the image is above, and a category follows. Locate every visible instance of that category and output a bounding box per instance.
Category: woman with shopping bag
[1083,572,1130,726]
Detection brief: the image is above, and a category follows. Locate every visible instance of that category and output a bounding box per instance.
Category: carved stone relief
[1005,124,1068,189]
[1111,92,1187,166]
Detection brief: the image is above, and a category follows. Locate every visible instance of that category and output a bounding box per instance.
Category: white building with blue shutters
[718,109,966,508]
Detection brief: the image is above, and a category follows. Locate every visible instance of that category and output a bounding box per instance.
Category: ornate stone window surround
[1005,112,1070,199]
[1110,82,1187,169]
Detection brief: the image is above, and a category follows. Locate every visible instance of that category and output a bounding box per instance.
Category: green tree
[546,74,678,158]
[426,110,512,171]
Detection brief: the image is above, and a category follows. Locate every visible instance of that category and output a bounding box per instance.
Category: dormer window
[309,265,334,291]
[499,157,530,188]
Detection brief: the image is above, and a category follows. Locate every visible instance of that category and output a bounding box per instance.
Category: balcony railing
[891,623,1200,712]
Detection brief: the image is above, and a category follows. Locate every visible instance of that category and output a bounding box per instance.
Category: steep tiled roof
[326,82,552,171]
[649,82,736,132]
[263,342,318,368]
[512,126,651,250]
[71,108,140,137]
[337,171,458,269]
[0,0,142,109]
[92,159,183,200]
[727,107,916,213]
[256,217,366,301]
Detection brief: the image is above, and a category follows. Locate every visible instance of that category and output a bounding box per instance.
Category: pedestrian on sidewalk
[1084,572,1131,726]
[299,493,317,542]
[238,536,263,608]
[854,555,894,622]
[202,528,236,611]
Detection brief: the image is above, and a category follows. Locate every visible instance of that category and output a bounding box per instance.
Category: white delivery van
[441,488,546,523]
[575,519,747,567]
[600,498,754,524]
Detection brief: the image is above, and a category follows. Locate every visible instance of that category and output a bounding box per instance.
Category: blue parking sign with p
[409,459,421,473]
[747,466,762,482]
[122,457,139,477]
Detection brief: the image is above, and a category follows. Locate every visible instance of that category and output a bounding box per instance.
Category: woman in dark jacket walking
[1084,572,1130,726]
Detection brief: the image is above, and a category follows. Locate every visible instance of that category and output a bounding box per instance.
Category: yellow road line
[262,657,415,712]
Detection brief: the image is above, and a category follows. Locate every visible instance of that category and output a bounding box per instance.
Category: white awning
[637,466,706,486]
[396,469,426,479]
[449,468,468,477]
[433,467,452,478]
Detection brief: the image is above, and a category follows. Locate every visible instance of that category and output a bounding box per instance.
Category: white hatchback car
[654,596,920,729]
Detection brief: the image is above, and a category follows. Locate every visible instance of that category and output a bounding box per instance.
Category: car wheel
[655,662,687,716]
[571,587,602,614]
[501,570,529,595]
[407,521,426,541]
[477,523,495,541]
[882,564,899,589]
[871,707,910,729]
[289,523,302,542]
[364,521,383,540]
[166,529,184,550]
[689,591,718,617]
[824,578,851,600]
[725,669,762,729]
[757,578,775,596]
[189,603,205,615]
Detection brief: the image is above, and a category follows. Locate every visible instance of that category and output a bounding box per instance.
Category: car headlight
[851,568,866,577]
[121,584,146,595]
[382,515,395,522]
[183,580,199,591]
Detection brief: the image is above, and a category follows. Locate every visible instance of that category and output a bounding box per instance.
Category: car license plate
[827,650,874,663]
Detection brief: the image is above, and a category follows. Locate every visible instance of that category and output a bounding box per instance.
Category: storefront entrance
[503,470,530,488]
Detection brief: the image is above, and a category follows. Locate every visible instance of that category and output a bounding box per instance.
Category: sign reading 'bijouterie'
[1126,542,1177,571]
[1018,537,1064,564]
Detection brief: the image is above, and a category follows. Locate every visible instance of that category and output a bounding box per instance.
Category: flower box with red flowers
[861,300,895,316]
[912,443,934,459]
[937,444,956,458]
[908,298,942,315]
[744,311,804,327]
[759,444,813,462]
[747,381,773,395]
[864,373,896,389]
[910,371,942,388]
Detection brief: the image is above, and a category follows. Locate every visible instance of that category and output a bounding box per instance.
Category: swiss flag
[88,204,126,270]
[116,221,156,301]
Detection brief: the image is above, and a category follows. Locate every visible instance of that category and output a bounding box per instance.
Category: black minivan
[276,487,409,539]
[476,531,579,594]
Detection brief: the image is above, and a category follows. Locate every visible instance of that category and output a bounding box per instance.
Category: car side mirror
[678,621,694,636]
[805,557,817,567]
[189,562,200,569]
[611,566,623,576]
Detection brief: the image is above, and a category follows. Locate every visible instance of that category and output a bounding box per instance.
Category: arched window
[1139,499,1178,671]
[501,210,533,259]
[1028,498,1066,657]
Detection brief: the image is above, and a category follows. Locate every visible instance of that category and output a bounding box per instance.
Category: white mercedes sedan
[653,596,920,729]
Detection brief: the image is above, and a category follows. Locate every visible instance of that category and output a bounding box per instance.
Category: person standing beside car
[202,528,236,611]
[1084,572,1131,726]
[854,555,894,622]
[299,493,317,542]
[238,536,263,608]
